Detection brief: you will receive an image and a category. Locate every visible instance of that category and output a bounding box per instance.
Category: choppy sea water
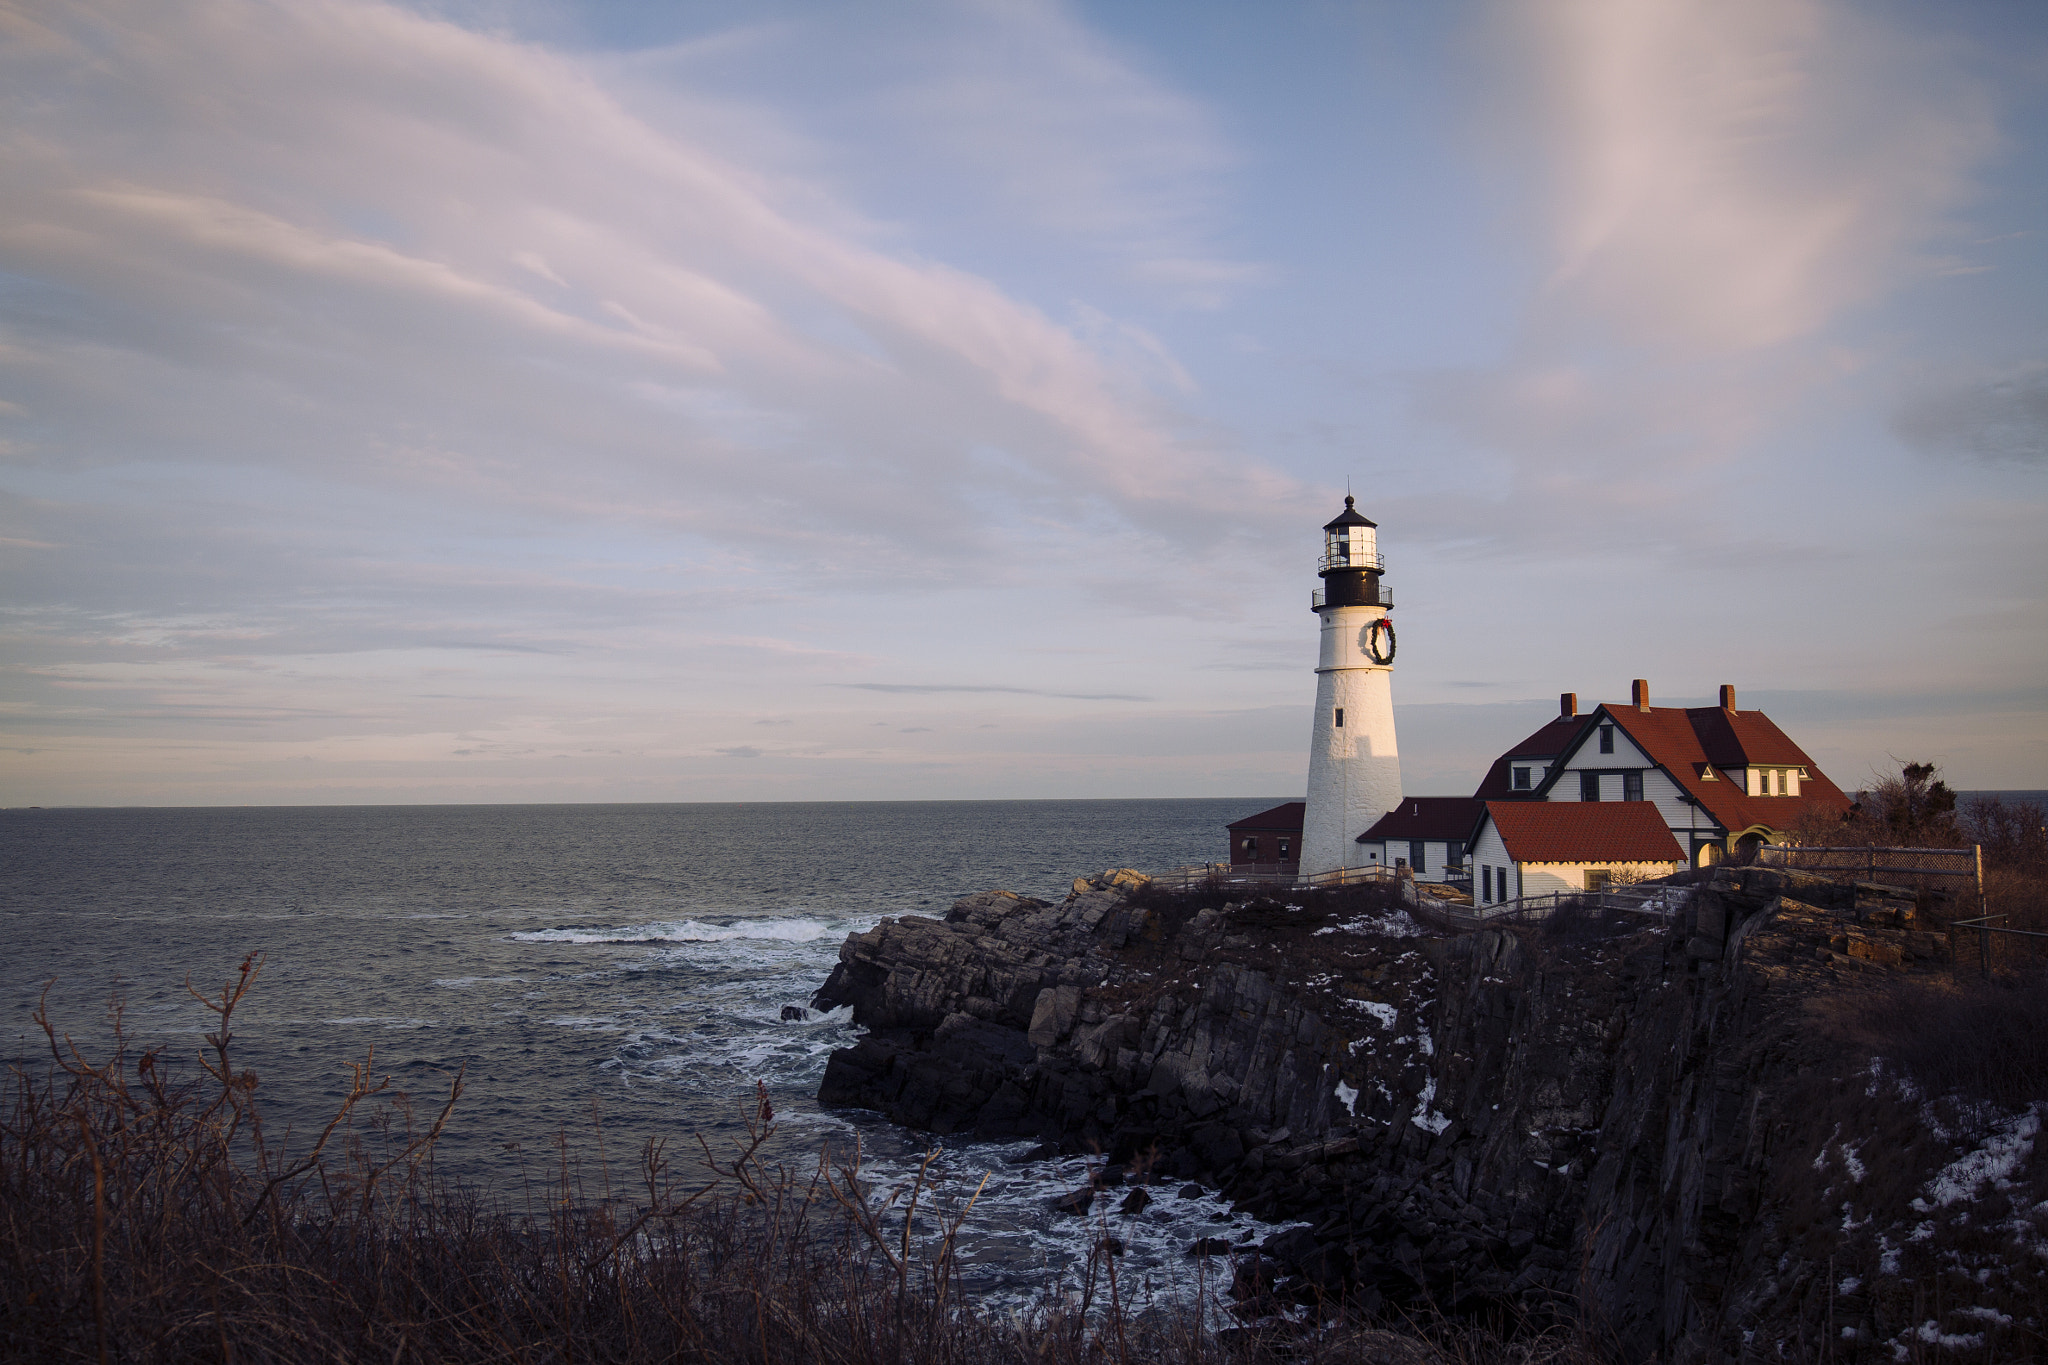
[0,800,1289,1307]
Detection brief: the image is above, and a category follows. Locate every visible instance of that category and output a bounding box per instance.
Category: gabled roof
[1482,801,1686,864]
[1472,716,1594,800]
[1357,797,1486,844]
[1587,705,1851,833]
[1227,801,1305,832]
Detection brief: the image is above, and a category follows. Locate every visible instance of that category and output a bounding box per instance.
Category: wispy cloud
[1410,0,2000,537]
[835,683,1150,702]
[1893,363,2048,464]
[1503,0,1993,353]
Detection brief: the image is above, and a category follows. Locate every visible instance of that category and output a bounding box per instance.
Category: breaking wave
[510,918,836,946]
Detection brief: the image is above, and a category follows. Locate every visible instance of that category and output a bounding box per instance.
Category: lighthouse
[1300,497,1402,877]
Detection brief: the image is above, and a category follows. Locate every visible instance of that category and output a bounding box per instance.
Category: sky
[2,0,2045,807]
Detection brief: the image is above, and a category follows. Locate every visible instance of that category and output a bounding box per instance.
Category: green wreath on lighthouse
[1365,617,1396,665]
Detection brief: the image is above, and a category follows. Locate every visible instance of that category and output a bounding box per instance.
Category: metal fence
[1949,913,2048,978]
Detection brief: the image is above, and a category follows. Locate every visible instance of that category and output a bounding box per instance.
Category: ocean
[8,792,2039,1305]
[0,799,1288,1306]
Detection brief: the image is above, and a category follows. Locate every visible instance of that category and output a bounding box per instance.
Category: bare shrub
[1533,897,1637,950]
[3,957,1609,1365]
[1962,794,2048,876]
[1821,971,2048,1110]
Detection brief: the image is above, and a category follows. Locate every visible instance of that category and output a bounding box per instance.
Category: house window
[1599,725,1614,754]
[1447,841,1466,871]
[1512,766,1531,790]
[1482,865,1492,901]
[1586,869,1612,892]
[1772,769,1783,795]
[1581,771,1600,802]
[1410,841,1427,873]
[1334,707,1344,728]
[1624,772,1643,802]
[1241,837,1257,857]
[1278,838,1291,859]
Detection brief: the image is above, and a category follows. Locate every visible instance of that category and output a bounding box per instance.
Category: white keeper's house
[1354,682,1853,902]
[1461,682,1852,904]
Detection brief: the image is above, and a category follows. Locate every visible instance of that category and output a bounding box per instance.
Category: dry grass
[1531,899,1641,952]
[1766,970,2048,1362]
[3,956,1622,1365]
[1820,969,2048,1111]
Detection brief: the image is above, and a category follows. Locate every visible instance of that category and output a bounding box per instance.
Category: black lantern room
[1316,496,1390,610]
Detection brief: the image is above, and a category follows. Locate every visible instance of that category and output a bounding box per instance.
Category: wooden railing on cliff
[1423,885,1692,931]
[1150,863,1411,893]
[1751,843,2017,975]
[1753,843,1981,885]
[1146,863,1688,933]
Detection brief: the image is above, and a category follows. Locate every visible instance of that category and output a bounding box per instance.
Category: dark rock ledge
[811,865,1952,1362]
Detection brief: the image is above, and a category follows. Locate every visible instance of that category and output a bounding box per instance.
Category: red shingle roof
[1598,706,1850,833]
[1357,797,1486,843]
[1483,801,1686,864]
[1226,801,1305,832]
[1472,716,1594,800]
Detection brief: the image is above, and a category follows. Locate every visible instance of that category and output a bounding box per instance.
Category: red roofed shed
[1226,801,1304,870]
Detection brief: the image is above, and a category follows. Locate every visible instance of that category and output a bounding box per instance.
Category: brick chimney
[1632,678,1650,711]
[1720,684,1737,713]
[1560,692,1577,720]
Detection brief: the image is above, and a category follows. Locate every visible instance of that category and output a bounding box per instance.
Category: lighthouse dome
[1320,496,1381,572]
[1322,495,1376,533]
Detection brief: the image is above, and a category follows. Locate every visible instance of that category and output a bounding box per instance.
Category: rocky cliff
[811,866,1983,1362]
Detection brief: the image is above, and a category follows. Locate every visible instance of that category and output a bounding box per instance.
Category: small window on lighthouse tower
[1334,707,1345,728]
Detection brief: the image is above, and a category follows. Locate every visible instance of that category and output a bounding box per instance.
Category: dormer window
[1599,725,1614,754]
[1747,767,1798,797]
[1512,766,1531,790]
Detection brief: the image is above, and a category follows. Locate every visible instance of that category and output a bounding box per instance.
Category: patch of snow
[1410,1075,1451,1135]
[1314,909,1422,938]
[1814,1124,1841,1173]
[1841,1142,1867,1183]
[1879,1236,1901,1276]
[1911,1321,1984,1350]
[1916,1105,2041,1208]
[1334,1080,1359,1116]
[1353,1001,1398,1029]
[1955,1305,2012,1326]
[1839,1276,1861,1294]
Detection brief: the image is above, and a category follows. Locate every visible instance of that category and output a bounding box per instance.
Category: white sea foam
[511,917,837,946]
[832,1143,1291,1315]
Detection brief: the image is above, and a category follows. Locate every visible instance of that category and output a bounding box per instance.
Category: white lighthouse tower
[1300,497,1402,877]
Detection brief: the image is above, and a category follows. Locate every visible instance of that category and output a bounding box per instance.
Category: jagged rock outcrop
[813,865,1954,1362]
